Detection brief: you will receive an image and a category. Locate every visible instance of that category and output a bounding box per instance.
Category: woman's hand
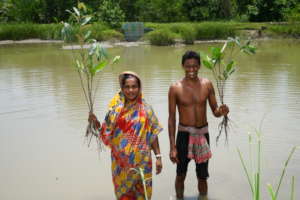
[156,158,162,175]
[88,112,100,129]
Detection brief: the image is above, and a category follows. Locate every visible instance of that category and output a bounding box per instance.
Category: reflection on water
[0,40,300,200]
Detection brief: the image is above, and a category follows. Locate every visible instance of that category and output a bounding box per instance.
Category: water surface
[0,39,300,200]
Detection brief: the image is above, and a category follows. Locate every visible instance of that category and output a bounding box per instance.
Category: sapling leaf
[225,60,235,74]
[229,68,235,75]
[112,56,121,64]
[203,59,213,70]
[61,22,73,41]
[212,47,222,60]
[93,60,108,74]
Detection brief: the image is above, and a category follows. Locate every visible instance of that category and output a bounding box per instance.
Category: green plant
[93,29,124,41]
[61,2,120,146]
[195,22,236,40]
[202,37,256,142]
[237,129,298,200]
[95,0,125,29]
[169,24,196,44]
[146,29,177,46]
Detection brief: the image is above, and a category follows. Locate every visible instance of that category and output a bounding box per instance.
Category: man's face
[182,58,200,79]
[122,77,140,101]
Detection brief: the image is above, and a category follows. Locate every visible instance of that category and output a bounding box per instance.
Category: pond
[0,39,299,200]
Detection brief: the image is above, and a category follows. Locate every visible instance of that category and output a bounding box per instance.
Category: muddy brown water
[0,39,299,200]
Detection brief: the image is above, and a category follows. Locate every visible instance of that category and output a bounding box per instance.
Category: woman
[89,71,163,200]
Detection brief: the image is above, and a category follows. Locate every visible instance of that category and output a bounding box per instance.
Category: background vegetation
[1,0,300,24]
[0,0,300,43]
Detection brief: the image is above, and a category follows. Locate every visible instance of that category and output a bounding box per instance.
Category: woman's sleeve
[99,110,114,147]
[147,106,163,144]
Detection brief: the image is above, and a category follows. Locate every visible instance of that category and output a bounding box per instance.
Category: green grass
[1,22,300,44]
[0,23,62,40]
[0,22,124,42]
[194,22,236,40]
[268,24,300,37]
[145,28,177,46]
[93,29,124,41]
[168,23,196,44]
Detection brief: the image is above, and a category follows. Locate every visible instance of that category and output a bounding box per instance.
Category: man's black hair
[181,51,201,65]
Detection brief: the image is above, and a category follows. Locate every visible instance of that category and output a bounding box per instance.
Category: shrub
[146,29,177,46]
[195,22,236,40]
[95,0,125,29]
[93,29,124,41]
[169,23,196,44]
[0,23,63,40]
[268,24,300,37]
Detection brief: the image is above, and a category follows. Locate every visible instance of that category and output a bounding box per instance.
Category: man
[168,51,229,200]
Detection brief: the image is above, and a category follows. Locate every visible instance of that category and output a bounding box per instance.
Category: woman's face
[122,77,140,102]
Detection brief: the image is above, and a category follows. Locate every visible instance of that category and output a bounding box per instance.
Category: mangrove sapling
[202,37,256,143]
[61,3,120,147]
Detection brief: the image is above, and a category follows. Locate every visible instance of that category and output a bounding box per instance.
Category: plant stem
[275,146,297,198]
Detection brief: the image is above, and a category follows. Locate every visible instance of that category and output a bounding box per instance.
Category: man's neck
[184,76,200,83]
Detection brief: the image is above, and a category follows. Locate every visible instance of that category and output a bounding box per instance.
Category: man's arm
[168,84,179,163]
[207,81,229,117]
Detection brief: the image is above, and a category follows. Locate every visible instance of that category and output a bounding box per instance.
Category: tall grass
[268,24,300,37]
[194,22,236,40]
[0,22,124,42]
[146,28,177,46]
[237,130,298,200]
[0,23,62,40]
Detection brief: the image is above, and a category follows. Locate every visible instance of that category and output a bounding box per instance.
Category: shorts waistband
[178,124,208,135]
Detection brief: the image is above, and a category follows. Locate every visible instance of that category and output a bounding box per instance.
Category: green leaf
[61,22,72,41]
[90,60,108,76]
[73,7,80,17]
[112,56,121,64]
[203,59,213,70]
[75,59,84,72]
[211,47,222,61]
[225,60,235,74]
[84,30,92,40]
[267,184,276,200]
[81,16,92,26]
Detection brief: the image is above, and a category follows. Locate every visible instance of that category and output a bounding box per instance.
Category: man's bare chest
[177,87,208,106]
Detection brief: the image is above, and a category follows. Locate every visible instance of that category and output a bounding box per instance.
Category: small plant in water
[237,129,298,200]
[61,2,120,147]
[201,37,256,143]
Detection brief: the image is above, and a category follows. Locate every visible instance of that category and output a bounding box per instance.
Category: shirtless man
[168,51,229,200]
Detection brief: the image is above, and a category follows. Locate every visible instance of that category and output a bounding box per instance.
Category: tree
[249,0,299,21]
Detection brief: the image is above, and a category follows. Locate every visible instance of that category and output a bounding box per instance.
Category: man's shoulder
[170,79,183,88]
[200,77,211,84]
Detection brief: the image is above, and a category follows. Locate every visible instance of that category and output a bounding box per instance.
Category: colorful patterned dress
[99,91,163,200]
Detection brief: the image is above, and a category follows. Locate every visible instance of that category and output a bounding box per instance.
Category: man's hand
[219,104,229,116]
[156,158,162,175]
[169,148,179,164]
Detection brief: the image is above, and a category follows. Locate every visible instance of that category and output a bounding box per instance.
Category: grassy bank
[0,23,124,42]
[0,22,299,45]
[144,22,300,45]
